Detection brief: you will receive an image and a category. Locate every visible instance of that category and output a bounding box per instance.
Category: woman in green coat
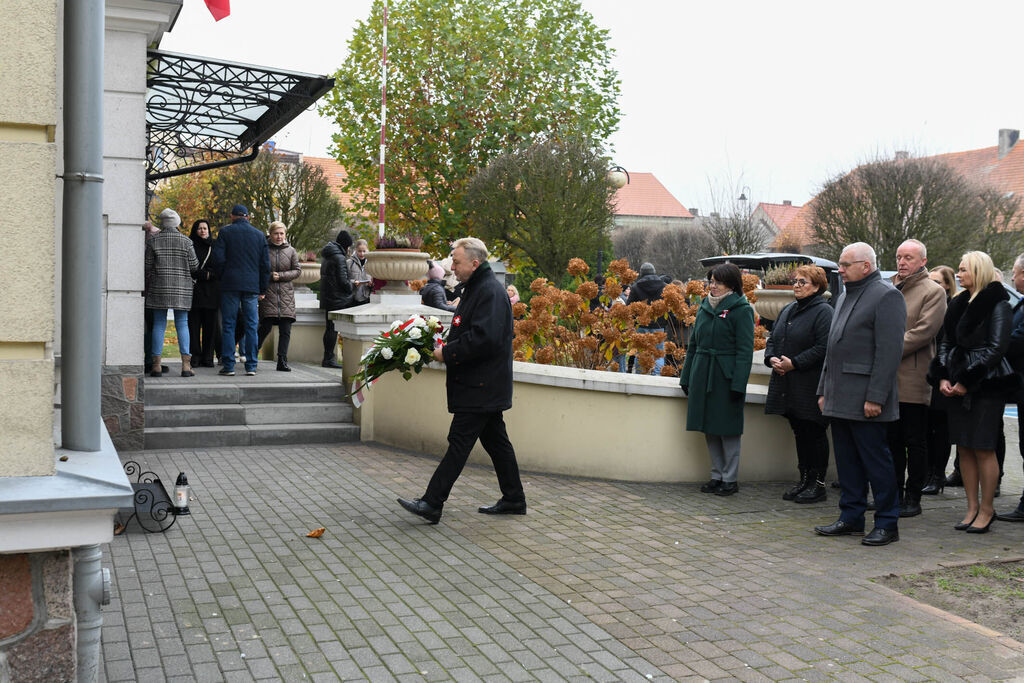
[679,263,755,496]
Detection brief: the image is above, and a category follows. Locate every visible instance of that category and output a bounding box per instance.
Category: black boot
[782,467,810,501]
[900,493,922,517]
[277,355,291,372]
[795,471,827,504]
[920,472,944,495]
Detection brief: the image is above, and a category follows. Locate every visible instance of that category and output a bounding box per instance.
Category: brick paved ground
[101,440,1024,681]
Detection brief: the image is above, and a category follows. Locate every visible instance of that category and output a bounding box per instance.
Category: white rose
[410,316,426,328]
[380,347,393,360]
[427,316,440,326]
[405,348,421,365]
[408,327,422,339]
[390,320,402,330]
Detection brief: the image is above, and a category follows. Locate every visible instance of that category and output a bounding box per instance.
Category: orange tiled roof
[613,172,693,218]
[758,202,802,232]
[303,156,358,210]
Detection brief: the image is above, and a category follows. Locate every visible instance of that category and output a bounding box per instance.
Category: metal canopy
[145,49,334,182]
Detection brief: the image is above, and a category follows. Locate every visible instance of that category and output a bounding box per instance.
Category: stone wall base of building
[102,365,144,451]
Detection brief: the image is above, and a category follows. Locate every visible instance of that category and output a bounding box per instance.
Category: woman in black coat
[764,265,833,503]
[188,219,221,367]
[421,260,457,312]
[318,230,354,368]
[929,251,1018,533]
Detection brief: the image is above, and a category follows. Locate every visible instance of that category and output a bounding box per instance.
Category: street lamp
[607,165,630,189]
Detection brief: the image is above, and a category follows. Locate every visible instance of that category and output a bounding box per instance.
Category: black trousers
[788,416,829,472]
[926,406,951,477]
[424,412,525,507]
[323,311,338,361]
[258,317,293,357]
[189,307,220,364]
[888,402,929,499]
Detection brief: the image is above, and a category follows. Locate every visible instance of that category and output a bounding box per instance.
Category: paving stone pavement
[101,440,1024,682]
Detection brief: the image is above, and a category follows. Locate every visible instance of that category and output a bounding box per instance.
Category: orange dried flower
[604,279,623,300]
[567,258,590,277]
[512,302,527,318]
[576,281,599,300]
[535,346,555,364]
[530,278,548,293]
[409,279,426,292]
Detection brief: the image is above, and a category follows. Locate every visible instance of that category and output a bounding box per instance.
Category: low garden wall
[365,351,827,483]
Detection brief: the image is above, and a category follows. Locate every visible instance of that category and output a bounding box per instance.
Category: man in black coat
[627,262,667,374]
[319,229,354,368]
[998,253,1024,522]
[398,237,526,524]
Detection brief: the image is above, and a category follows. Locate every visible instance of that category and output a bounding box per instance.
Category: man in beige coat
[888,239,947,517]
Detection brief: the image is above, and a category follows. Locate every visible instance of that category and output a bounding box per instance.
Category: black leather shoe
[478,499,527,515]
[700,479,722,493]
[920,474,944,495]
[715,482,739,496]
[899,500,922,518]
[945,470,963,487]
[861,527,899,546]
[322,358,342,369]
[814,520,864,536]
[397,497,442,524]
[996,509,1024,522]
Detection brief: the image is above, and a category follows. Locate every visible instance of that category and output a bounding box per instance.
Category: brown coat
[891,269,946,405]
[258,240,300,320]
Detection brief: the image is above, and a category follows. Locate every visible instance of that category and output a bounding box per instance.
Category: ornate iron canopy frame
[145,49,334,183]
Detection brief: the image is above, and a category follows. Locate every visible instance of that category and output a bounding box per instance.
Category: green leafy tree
[810,155,1022,269]
[152,151,344,254]
[321,0,621,254]
[464,137,614,282]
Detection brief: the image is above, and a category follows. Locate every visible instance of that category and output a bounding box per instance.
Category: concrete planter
[365,250,429,292]
[295,262,321,287]
[752,287,795,322]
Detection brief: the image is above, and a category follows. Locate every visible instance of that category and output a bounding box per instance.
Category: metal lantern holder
[115,461,191,535]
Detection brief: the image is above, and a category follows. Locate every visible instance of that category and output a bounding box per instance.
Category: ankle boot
[782,467,810,501]
[150,355,163,378]
[277,355,291,372]
[795,471,827,504]
[900,493,922,517]
[181,354,194,377]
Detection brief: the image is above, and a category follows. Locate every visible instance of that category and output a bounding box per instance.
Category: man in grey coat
[814,242,907,546]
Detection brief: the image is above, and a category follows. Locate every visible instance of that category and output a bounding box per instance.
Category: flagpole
[377,0,388,239]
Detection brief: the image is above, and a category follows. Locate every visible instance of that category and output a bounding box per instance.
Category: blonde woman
[929,252,1018,533]
[257,221,300,371]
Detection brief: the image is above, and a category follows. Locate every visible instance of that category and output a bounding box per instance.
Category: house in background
[782,129,1024,255]
[753,200,803,250]
[612,172,694,231]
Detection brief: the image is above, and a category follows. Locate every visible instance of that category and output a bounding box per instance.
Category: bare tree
[611,225,715,281]
[810,155,1022,269]
[700,182,774,255]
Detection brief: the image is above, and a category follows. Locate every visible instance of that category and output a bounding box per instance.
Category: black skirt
[946,394,1005,450]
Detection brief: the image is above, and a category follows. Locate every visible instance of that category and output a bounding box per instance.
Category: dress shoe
[715,482,739,496]
[322,358,342,369]
[700,479,722,493]
[966,516,994,534]
[944,470,963,487]
[478,499,527,515]
[861,527,899,546]
[814,520,864,536]
[954,514,978,531]
[996,509,1024,522]
[397,497,442,524]
[920,473,944,495]
[899,499,922,518]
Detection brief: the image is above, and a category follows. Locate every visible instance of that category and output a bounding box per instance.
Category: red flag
[204,0,230,21]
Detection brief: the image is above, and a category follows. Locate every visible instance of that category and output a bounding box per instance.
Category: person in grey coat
[145,208,199,378]
[813,242,906,546]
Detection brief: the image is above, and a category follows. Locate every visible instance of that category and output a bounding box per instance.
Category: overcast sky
[160,0,1024,213]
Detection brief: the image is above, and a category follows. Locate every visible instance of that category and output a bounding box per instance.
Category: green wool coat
[678,291,755,435]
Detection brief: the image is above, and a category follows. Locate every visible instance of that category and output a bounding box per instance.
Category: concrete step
[146,402,354,428]
[144,422,360,449]
[145,382,347,406]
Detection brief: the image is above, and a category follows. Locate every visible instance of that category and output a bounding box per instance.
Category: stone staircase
[144,375,359,449]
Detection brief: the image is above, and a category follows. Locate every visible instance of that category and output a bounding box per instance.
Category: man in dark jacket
[211,204,270,376]
[997,253,1024,522]
[398,237,525,524]
[627,262,667,374]
[814,242,906,546]
[319,229,354,368]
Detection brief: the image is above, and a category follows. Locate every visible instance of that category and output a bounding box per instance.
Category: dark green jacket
[679,291,755,435]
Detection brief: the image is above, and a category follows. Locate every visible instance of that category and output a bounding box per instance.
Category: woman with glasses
[764,265,834,503]
[679,263,755,496]
[929,251,1018,533]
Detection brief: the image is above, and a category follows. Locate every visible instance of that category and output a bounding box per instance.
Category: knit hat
[335,229,353,250]
[639,262,656,276]
[427,260,445,280]
[159,208,181,230]
[230,204,249,217]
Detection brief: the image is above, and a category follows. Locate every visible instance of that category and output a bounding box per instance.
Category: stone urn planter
[295,262,321,287]
[365,250,430,293]
[751,287,795,322]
